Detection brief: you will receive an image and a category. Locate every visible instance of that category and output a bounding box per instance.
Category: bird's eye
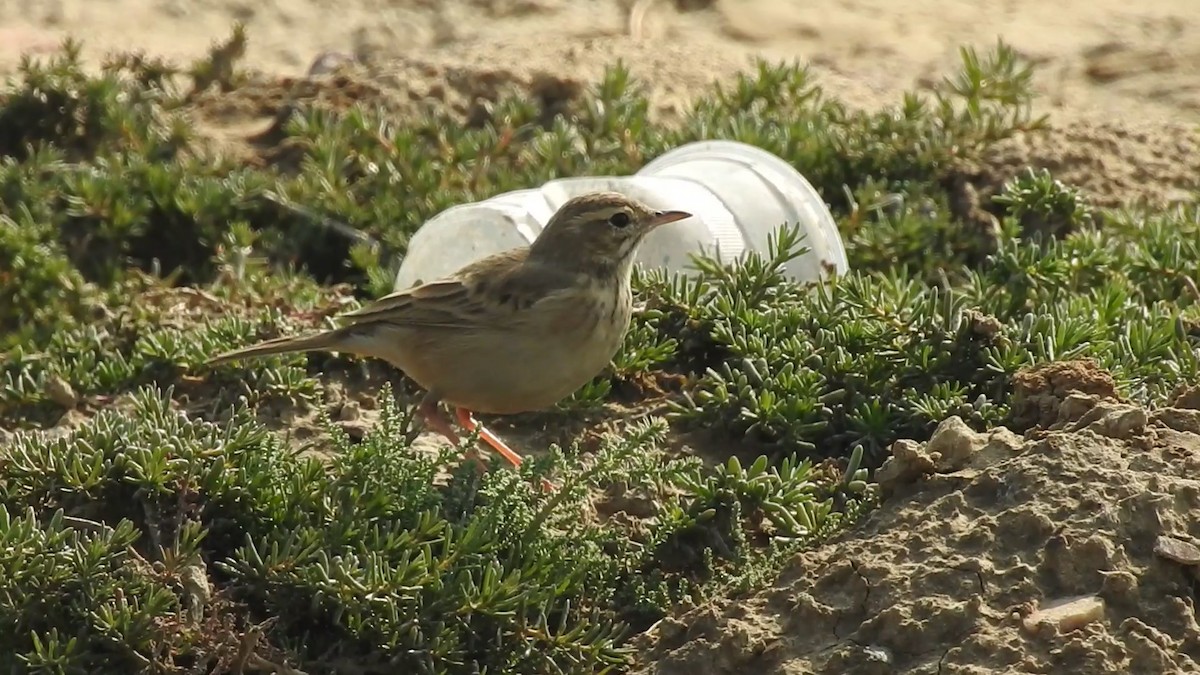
[608,211,631,228]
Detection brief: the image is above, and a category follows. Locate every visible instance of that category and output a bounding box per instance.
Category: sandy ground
[636,377,1200,674]
[1,0,1199,125]
[4,0,1198,205]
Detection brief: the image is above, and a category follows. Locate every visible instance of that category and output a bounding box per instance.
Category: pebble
[307,51,356,77]
[1154,535,1200,566]
[43,375,78,408]
[1022,594,1105,634]
[338,400,361,422]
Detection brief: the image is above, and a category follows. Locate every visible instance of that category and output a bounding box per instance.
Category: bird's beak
[649,210,692,227]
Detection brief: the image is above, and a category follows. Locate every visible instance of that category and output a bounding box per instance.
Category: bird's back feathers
[202,191,674,415]
[204,246,584,367]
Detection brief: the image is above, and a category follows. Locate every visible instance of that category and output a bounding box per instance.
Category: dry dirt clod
[338,400,362,422]
[1009,359,1120,431]
[1153,535,1200,566]
[964,309,1003,339]
[1151,407,1200,435]
[925,415,987,471]
[876,417,1023,496]
[180,558,212,626]
[339,420,371,442]
[306,51,357,77]
[1021,594,1106,635]
[1066,402,1147,439]
[1169,384,1200,411]
[43,374,79,408]
[875,438,936,494]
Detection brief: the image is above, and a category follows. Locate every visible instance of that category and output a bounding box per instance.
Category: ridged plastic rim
[640,140,848,272]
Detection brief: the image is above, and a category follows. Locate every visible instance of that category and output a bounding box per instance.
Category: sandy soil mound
[7,1,1200,206]
[977,121,1200,209]
[186,49,1200,209]
[4,0,1200,127]
[635,368,1200,674]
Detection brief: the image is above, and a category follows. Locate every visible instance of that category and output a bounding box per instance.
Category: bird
[205,191,692,487]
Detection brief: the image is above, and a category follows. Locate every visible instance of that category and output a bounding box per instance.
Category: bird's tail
[205,328,351,366]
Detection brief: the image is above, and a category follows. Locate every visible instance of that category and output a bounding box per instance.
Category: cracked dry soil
[635,390,1200,674]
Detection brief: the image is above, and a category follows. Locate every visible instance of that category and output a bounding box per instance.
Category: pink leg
[455,408,556,492]
[454,407,524,468]
[418,394,486,471]
[418,395,459,444]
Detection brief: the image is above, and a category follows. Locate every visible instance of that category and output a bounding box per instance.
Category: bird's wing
[337,248,573,331]
[338,279,484,329]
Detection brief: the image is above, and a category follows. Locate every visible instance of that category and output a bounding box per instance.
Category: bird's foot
[454,408,556,493]
[417,396,458,442]
[454,407,524,468]
[418,396,487,472]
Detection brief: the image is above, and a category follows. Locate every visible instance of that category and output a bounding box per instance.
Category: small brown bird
[206,191,691,483]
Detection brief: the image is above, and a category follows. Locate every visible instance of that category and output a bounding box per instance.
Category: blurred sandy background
[1,0,1198,125]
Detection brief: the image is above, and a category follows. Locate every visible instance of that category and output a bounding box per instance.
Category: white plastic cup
[393,140,848,290]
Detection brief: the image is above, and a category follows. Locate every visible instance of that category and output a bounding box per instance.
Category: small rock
[979,426,1024,457]
[861,645,893,664]
[306,50,356,77]
[1022,594,1105,634]
[1151,408,1200,435]
[43,375,78,408]
[965,309,1003,338]
[1169,384,1200,410]
[877,420,1021,497]
[1056,392,1101,426]
[876,438,936,493]
[1068,402,1147,439]
[650,616,688,644]
[408,432,449,459]
[338,400,361,422]
[926,415,987,471]
[1154,535,1200,566]
[1100,570,1139,602]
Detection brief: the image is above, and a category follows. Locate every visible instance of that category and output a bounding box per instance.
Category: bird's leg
[417,392,486,471]
[417,392,458,442]
[454,408,556,492]
[454,407,524,468]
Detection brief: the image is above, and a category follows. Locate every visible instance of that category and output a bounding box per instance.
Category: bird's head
[529,191,691,276]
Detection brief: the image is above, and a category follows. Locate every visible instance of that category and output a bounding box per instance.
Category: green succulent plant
[0,30,1197,673]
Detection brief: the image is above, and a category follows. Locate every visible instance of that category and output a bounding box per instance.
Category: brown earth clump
[635,398,1200,674]
[1008,359,1122,432]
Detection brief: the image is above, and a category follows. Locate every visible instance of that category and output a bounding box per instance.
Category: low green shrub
[0,386,869,672]
[1,30,1197,674]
